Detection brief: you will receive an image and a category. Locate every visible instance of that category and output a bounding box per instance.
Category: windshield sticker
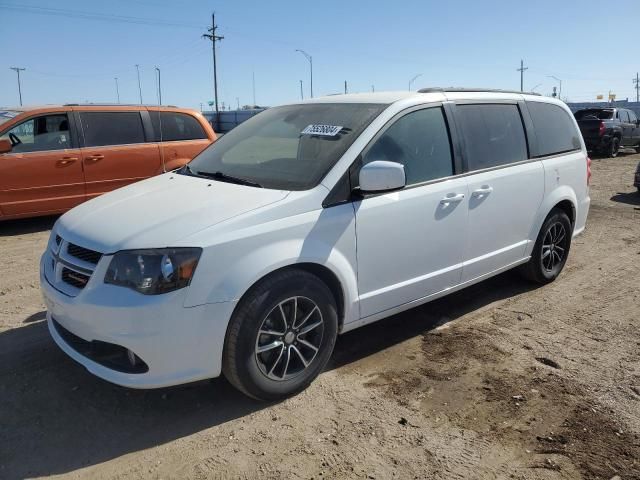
[301,124,343,137]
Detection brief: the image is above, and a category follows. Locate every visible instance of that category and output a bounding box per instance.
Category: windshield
[574,109,613,120]
[0,110,21,128]
[183,103,387,190]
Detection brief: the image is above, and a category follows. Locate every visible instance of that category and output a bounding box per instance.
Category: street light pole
[299,80,304,101]
[548,75,562,100]
[114,77,120,103]
[135,64,143,104]
[155,67,162,105]
[296,49,313,98]
[408,73,422,91]
[10,67,25,106]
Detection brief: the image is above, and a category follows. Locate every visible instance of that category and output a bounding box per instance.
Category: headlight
[104,248,202,295]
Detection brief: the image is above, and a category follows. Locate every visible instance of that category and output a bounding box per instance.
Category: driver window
[362,107,454,185]
[1,114,70,153]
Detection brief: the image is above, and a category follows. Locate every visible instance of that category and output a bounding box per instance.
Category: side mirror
[0,138,12,154]
[358,160,406,193]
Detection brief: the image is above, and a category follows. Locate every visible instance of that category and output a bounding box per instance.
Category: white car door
[354,106,469,318]
[454,102,544,282]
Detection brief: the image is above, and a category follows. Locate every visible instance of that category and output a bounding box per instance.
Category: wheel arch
[527,187,577,256]
[228,261,351,333]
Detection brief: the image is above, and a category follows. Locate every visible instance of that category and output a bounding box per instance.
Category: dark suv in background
[574,108,640,157]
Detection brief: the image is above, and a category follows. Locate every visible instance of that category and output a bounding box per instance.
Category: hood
[57,173,289,253]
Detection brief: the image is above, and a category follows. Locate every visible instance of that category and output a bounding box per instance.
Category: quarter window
[527,102,581,157]
[1,114,71,153]
[629,110,638,123]
[79,112,145,147]
[362,107,454,185]
[457,104,528,170]
[150,112,207,141]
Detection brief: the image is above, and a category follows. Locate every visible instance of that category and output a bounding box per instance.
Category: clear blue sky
[1,0,638,110]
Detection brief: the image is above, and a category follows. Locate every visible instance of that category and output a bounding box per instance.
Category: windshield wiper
[196,170,263,188]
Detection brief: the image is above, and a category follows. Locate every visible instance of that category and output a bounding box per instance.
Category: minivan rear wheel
[520,208,572,284]
[222,269,338,401]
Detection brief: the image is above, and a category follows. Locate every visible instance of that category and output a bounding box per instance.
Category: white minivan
[41,89,590,400]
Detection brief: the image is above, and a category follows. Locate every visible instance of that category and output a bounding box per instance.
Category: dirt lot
[1,153,639,480]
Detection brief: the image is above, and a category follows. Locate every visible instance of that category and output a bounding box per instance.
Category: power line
[0,3,205,29]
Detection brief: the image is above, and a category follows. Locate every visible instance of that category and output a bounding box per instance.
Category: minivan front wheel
[222,269,338,401]
[520,208,572,284]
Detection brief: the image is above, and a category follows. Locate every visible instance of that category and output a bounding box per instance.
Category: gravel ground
[1,153,639,480]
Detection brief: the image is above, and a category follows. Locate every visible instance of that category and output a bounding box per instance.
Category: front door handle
[85,154,104,163]
[56,157,78,167]
[439,193,465,206]
[472,185,493,196]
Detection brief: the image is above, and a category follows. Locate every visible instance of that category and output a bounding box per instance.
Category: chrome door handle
[85,154,104,163]
[439,193,465,206]
[472,186,493,196]
[56,157,78,166]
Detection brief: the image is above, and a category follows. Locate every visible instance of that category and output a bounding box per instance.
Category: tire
[635,145,640,154]
[520,208,573,284]
[222,269,338,401]
[607,137,620,158]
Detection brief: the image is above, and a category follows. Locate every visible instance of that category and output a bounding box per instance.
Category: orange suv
[0,104,216,220]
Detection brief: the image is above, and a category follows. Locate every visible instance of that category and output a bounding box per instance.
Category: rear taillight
[586,156,592,186]
[598,121,605,136]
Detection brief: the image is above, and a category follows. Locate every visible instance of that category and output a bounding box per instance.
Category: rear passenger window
[527,102,581,157]
[629,111,638,123]
[80,112,145,147]
[150,112,207,141]
[457,104,528,170]
[362,107,453,185]
[618,110,630,122]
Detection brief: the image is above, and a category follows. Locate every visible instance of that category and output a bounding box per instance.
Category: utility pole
[155,67,162,105]
[295,49,313,98]
[114,77,120,103]
[236,97,240,110]
[517,60,528,92]
[299,80,304,101]
[634,73,639,103]
[203,13,224,130]
[200,102,203,112]
[371,85,375,92]
[135,64,143,104]
[10,67,25,106]
[547,75,562,101]
[252,71,256,106]
[344,80,348,94]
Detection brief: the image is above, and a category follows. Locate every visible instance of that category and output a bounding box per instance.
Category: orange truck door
[148,110,212,171]
[0,112,85,218]
[75,109,161,199]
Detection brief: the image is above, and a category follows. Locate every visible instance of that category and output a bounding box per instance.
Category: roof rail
[417,87,541,96]
[63,103,179,107]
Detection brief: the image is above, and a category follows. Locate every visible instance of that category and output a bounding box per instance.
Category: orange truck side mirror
[0,138,12,154]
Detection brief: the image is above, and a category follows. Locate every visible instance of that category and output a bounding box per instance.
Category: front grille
[52,318,149,374]
[67,243,102,265]
[55,235,62,246]
[61,268,90,289]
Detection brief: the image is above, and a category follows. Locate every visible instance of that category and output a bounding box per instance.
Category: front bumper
[41,255,236,389]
